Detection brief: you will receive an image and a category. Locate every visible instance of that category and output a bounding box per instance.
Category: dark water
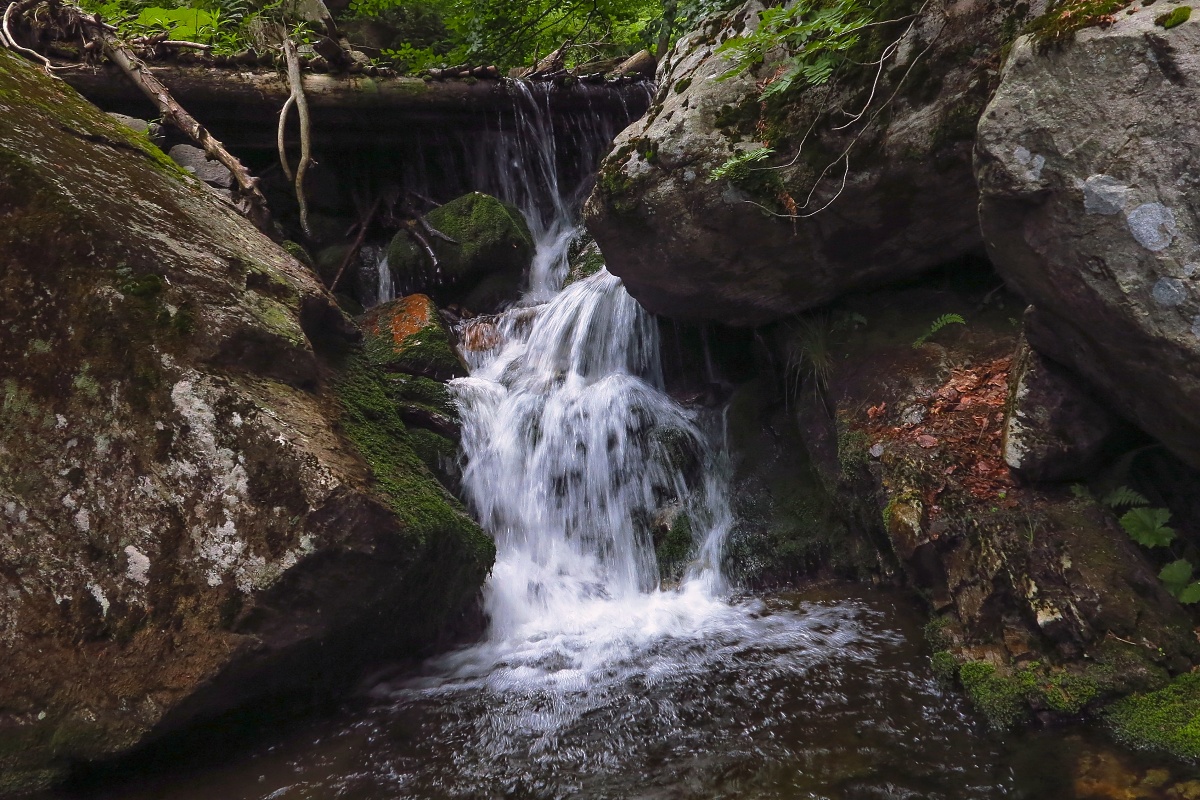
[45,586,1200,800]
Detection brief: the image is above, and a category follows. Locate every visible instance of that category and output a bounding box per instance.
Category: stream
[40,84,1200,800]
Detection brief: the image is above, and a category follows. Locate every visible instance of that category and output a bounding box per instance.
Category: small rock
[167,144,232,188]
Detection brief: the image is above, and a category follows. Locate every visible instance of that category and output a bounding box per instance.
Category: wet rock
[977,12,1200,469]
[564,236,605,287]
[1004,335,1118,482]
[0,50,492,794]
[360,294,469,380]
[167,143,233,188]
[386,192,534,304]
[584,0,1016,325]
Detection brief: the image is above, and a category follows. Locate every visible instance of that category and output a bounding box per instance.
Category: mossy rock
[564,239,606,288]
[1106,672,1200,760]
[386,192,534,300]
[360,294,467,381]
[407,427,462,493]
[654,507,696,584]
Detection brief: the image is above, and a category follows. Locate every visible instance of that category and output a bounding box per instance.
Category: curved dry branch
[281,37,313,239]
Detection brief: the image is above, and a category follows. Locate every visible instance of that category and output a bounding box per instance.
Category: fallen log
[59,64,654,148]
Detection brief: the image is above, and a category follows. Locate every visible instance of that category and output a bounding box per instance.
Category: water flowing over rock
[977,11,1200,469]
[583,0,1016,325]
[0,49,491,793]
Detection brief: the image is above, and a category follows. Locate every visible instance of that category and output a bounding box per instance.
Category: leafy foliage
[714,0,878,95]
[1121,506,1176,549]
[708,146,773,181]
[911,313,965,349]
[1158,559,1200,603]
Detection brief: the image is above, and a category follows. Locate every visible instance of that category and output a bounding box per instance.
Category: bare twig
[329,195,380,292]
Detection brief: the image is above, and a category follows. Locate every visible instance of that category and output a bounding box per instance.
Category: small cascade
[453,268,733,645]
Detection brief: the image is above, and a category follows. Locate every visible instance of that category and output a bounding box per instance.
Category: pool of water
[47,585,1200,800]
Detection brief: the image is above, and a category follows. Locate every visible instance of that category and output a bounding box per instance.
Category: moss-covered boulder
[386,192,534,310]
[0,49,492,795]
[360,294,468,381]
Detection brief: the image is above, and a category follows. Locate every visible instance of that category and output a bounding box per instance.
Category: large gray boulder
[977,7,1200,469]
[584,0,1021,325]
[0,49,492,794]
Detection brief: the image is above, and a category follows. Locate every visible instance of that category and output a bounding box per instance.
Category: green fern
[1104,486,1150,509]
[912,313,966,349]
[1121,506,1175,548]
[708,147,774,182]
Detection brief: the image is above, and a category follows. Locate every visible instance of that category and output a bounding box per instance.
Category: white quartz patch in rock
[1127,203,1177,251]
[1014,146,1046,180]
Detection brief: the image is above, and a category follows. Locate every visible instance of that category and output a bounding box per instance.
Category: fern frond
[1104,486,1150,509]
[708,147,774,182]
[912,313,966,348]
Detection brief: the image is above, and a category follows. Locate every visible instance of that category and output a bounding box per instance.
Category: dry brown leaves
[864,357,1019,516]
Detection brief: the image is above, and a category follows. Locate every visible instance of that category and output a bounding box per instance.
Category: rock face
[789,275,1197,726]
[1004,335,1118,482]
[584,0,1018,325]
[0,49,492,794]
[977,9,1200,470]
[387,192,534,311]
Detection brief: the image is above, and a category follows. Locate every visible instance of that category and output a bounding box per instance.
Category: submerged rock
[584,0,1014,325]
[977,10,1200,469]
[0,49,492,794]
[386,192,534,309]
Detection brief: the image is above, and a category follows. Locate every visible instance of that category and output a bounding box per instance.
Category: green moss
[407,427,460,490]
[564,243,606,287]
[1038,670,1098,714]
[673,76,693,93]
[924,615,953,649]
[388,373,458,418]
[959,661,1028,728]
[1106,672,1200,759]
[1156,5,1191,26]
[931,650,958,681]
[332,348,493,567]
[386,193,533,293]
[1026,0,1132,47]
[656,511,695,583]
[282,240,316,271]
[837,420,871,477]
[365,318,466,381]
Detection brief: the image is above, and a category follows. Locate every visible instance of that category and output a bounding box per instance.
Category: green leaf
[1159,559,1193,596]
[1179,583,1200,605]
[1121,506,1176,548]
